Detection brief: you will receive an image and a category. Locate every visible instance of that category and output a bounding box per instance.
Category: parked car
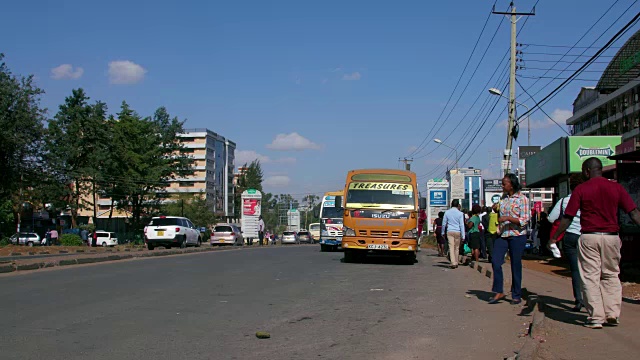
[9,232,43,247]
[144,216,202,250]
[94,231,118,247]
[281,231,299,244]
[211,224,243,246]
[297,230,313,244]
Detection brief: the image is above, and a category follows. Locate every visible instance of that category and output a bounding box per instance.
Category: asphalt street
[1,246,527,360]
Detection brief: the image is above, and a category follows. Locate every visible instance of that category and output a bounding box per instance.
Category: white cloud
[266,132,321,151]
[50,64,84,80]
[342,72,361,81]
[274,157,297,164]
[264,175,291,188]
[108,60,147,84]
[552,109,573,124]
[235,150,271,165]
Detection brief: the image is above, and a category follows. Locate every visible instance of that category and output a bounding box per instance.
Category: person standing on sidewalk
[550,157,640,329]
[434,211,446,257]
[485,205,500,263]
[467,204,482,263]
[489,173,530,305]
[441,199,466,269]
[258,216,265,246]
[547,179,584,312]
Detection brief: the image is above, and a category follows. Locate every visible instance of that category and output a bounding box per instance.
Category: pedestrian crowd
[438,157,640,329]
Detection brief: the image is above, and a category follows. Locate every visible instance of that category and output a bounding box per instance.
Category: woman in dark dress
[434,211,446,256]
[537,212,551,256]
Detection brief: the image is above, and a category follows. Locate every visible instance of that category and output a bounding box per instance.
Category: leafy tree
[45,88,109,227]
[109,103,193,230]
[0,53,47,232]
[163,193,217,228]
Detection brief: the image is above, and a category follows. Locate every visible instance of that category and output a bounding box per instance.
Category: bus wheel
[403,253,417,265]
[344,250,358,263]
[320,244,327,252]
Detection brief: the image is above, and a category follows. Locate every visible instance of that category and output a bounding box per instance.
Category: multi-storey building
[171,128,236,217]
[566,28,640,146]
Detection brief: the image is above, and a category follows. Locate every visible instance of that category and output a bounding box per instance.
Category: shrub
[0,237,10,246]
[60,234,83,246]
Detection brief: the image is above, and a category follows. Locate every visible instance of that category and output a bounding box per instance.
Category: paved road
[1,246,527,360]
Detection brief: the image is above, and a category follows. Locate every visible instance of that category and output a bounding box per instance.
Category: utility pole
[493,2,535,176]
[399,157,413,171]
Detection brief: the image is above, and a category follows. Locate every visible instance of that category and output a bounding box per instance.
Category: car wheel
[196,238,201,247]
[27,241,34,247]
[148,244,155,250]
[165,245,172,249]
[180,237,187,249]
[102,242,108,247]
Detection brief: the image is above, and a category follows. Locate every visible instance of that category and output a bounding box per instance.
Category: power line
[518,75,600,81]
[522,67,606,72]
[521,43,621,49]
[522,52,615,57]
[516,78,571,135]
[406,1,502,158]
[522,59,610,64]
[518,10,640,122]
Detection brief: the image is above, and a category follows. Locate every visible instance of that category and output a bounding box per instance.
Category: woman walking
[467,204,482,262]
[489,173,531,305]
[434,211,446,256]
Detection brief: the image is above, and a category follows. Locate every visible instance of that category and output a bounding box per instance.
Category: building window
[180,148,195,153]
[99,205,111,211]
[181,137,195,143]
[181,182,195,187]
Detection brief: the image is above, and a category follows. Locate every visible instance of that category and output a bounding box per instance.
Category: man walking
[258,215,265,246]
[442,199,466,269]
[551,157,640,329]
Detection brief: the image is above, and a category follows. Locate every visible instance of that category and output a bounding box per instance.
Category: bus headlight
[321,230,329,236]
[403,229,417,239]
[343,226,356,237]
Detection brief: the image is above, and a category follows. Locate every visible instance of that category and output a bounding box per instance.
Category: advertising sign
[567,136,621,172]
[241,189,262,238]
[484,192,502,206]
[483,179,503,192]
[518,146,541,160]
[450,173,465,200]
[287,209,301,232]
[429,190,447,206]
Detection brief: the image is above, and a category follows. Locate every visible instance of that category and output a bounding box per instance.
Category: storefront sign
[567,136,621,172]
[483,179,503,192]
[518,146,541,160]
[525,138,566,186]
[615,138,637,155]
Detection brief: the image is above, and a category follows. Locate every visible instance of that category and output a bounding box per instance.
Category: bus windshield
[346,182,415,209]
[321,206,343,219]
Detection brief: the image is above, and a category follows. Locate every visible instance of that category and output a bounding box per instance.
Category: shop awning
[609,149,640,161]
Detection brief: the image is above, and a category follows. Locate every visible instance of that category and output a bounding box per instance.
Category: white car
[94,231,118,247]
[281,231,299,244]
[144,216,202,250]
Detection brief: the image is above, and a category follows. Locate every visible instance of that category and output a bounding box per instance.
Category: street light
[433,138,458,171]
[488,88,531,146]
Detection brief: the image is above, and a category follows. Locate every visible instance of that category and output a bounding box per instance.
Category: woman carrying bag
[548,180,584,312]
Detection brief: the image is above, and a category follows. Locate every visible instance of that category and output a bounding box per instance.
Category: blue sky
[3,0,639,199]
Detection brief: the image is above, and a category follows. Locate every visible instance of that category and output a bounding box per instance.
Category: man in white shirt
[258,216,265,246]
[548,181,583,312]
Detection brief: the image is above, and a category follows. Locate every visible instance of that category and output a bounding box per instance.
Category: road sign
[429,190,447,206]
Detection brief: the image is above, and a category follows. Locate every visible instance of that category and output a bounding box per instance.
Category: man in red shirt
[551,157,640,329]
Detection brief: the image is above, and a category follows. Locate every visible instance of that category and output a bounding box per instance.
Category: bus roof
[323,191,343,197]
[346,169,416,182]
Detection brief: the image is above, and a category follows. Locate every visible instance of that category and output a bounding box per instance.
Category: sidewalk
[493,259,640,360]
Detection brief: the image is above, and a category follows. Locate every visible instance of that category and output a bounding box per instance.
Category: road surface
[1,246,527,359]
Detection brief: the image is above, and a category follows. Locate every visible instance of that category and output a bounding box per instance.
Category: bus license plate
[157,231,164,236]
[367,244,389,250]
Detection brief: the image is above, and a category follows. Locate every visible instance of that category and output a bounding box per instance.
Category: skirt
[468,232,481,250]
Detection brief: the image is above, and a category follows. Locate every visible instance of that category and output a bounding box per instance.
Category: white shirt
[258,219,265,232]
[547,194,581,235]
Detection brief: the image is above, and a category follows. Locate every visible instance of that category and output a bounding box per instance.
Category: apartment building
[170,128,236,217]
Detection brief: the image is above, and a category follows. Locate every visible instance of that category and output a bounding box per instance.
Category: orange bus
[335,169,426,264]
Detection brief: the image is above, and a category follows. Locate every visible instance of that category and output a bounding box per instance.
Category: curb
[455,253,547,360]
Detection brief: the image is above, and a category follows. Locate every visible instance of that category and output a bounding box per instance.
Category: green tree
[110,103,193,230]
[45,88,109,227]
[0,53,47,232]
[163,193,217,228]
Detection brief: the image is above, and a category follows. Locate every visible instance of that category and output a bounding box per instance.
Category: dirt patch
[0,244,141,257]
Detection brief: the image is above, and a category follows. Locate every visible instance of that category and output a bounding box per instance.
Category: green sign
[567,136,621,172]
[247,189,257,194]
[620,49,640,75]
[525,138,566,186]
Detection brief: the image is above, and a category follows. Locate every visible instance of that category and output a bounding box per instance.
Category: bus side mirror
[334,196,343,208]
[419,197,427,210]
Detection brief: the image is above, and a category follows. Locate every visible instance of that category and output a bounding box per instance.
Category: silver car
[297,230,313,244]
[10,233,43,247]
[281,231,299,245]
[211,224,243,246]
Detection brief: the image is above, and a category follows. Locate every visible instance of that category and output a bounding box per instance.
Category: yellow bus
[336,169,426,264]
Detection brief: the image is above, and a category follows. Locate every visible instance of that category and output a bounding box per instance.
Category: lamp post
[488,88,531,146]
[433,138,458,171]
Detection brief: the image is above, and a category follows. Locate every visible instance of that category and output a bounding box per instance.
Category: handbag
[549,198,566,241]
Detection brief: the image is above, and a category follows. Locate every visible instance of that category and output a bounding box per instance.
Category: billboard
[567,136,621,172]
[450,173,465,200]
[287,209,301,232]
[518,146,541,160]
[241,189,262,238]
[429,190,447,206]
